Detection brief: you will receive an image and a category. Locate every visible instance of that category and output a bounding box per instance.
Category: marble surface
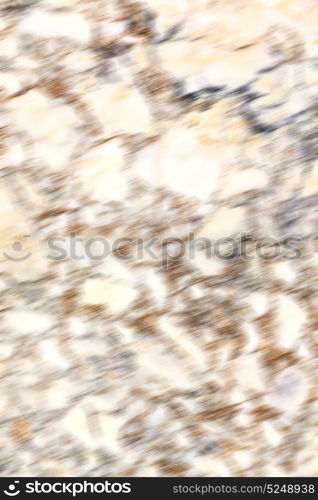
[0,0,317,477]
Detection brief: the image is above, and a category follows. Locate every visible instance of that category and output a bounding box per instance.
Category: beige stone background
[0,0,317,477]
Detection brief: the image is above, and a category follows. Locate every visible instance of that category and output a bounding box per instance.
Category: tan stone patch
[11,417,32,442]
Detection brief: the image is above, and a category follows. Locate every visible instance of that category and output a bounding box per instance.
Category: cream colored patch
[276,295,306,348]
[221,168,267,197]
[62,406,122,451]
[242,323,259,353]
[37,339,69,370]
[262,422,282,446]
[98,255,134,283]
[85,84,152,136]
[157,1,275,87]
[0,183,30,244]
[138,345,199,390]
[0,72,21,95]
[18,11,90,43]
[273,261,296,284]
[9,90,77,170]
[77,141,128,203]
[297,436,318,476]
[5,311,52,335]
[62,408,92,445]
[198,206,247,240]
[160,41,268,89]
[2,143,25,167]
[303,161,318,196]
[46,380,74,409]
[231,355,264,391]
[0,343,14,361]
[191,250,225,276]
[133,126,221,198]
[146,269,166,305]
[45,0,80,6]
[247,293,269,317]
[68,317,86,337]
[0,35,17,58]
[97,415,121,452]
[233,451,252,469]
[81,278,136,314]
[193,456,230,477]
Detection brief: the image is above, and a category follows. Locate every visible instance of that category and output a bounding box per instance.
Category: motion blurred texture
[0,0,317,476]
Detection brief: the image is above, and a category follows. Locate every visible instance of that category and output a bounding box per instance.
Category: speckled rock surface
[0,0,317,477]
